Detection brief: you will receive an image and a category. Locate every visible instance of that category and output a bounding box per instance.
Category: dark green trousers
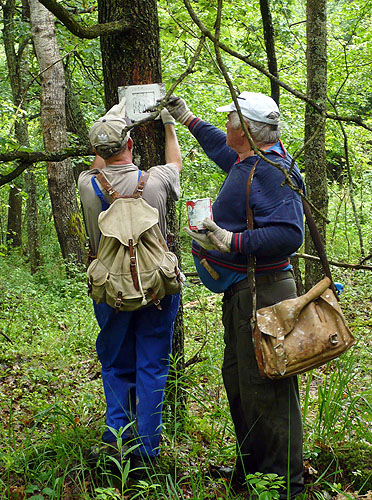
[222,271,304,499]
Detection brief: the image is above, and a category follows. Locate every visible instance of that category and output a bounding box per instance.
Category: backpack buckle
[115,291,123,312]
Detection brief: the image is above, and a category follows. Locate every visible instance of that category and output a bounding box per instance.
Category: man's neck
[238,142,276,161]
[104,151,133,167]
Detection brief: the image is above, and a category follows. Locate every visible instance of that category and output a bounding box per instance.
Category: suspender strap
[132,171,149,197]
[91,177,110,211]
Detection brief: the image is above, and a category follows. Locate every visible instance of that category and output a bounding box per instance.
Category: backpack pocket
[87,259,109,304]
[159,252,182,295]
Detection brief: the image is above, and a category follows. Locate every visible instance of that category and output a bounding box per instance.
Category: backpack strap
[95,169,150,201]
[96,171,121,200]
[132,171,149,197]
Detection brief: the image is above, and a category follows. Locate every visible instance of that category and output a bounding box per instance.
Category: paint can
[186,198,213,231]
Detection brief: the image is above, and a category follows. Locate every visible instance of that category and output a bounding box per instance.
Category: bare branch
[210,0,328,223]
[0,330,12,343]
[360,252,372,264]
[0,146,91,163]
[182,0,372,132]
[296,253,372,271]
[37,0,131,38]
[0,161,33,186]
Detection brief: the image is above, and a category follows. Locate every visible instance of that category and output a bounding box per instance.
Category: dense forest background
[0,0,371,498]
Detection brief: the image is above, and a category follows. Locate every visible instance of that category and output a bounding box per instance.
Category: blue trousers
[93,293,180,457]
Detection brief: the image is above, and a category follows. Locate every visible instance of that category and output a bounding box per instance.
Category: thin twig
[296,253,372,271]
[288,116,326,176]
[0,330,13,343]
[9,48,78,135]
[182,0,372,132]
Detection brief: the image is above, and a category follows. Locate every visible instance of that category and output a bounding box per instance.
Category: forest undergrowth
[0,251,371,500]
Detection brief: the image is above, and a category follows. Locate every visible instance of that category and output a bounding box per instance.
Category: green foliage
[0,0,372,498]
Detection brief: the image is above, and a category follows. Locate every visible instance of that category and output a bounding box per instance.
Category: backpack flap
[98,198,159,245]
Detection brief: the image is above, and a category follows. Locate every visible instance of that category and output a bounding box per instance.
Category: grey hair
[230,111,281,145]
[94,136,129,160]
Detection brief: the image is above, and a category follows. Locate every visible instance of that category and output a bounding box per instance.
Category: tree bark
[259,0,280,104]
[64,60,90,182]
[29,0,85,265]
[3,0,41,266]
[98,0,185,375]
[304,0,328,289]
[6,185,22,247]
[3,0,24,249]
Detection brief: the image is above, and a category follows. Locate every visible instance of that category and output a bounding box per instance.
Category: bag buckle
[329,333,339,345]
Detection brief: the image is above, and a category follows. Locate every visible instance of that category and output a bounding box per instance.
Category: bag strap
[302,199,339,299]
[96,169,150,201]
[246,160,259,230]
[245,161,338,298]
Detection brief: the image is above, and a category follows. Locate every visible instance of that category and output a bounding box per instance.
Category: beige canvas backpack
[87,170,182,311]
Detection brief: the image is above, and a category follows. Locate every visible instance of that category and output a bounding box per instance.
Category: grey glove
[165,96,193,125]
[184,218,232,253]
[202,218,233,252]
[160,108,176,126]
[184,227,219,251]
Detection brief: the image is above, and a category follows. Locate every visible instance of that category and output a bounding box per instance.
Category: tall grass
[1,250,371,498]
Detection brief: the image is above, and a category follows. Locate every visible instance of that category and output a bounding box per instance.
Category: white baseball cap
[216,91,280,125]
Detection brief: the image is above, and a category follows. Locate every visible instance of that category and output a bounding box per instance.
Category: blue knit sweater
[188,118,305,287]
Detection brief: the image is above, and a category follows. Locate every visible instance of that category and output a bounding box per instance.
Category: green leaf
[42,487,56,497]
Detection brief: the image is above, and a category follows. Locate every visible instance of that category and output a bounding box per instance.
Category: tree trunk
[6,184,22,247]
[3,0,41,266]
[64,59,90,183]
[98,0,185,382]
[259,0,280,104]
[304,0,328,289]
[3,0,24,249]
[29,0,84,265]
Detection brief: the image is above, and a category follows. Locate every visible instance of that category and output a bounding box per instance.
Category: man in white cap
[78,99,182,476]
[166,92,305,498]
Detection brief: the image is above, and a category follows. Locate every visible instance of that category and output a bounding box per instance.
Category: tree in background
[29,0,85,265]
[304,0,328,288]
[3,0,41,271]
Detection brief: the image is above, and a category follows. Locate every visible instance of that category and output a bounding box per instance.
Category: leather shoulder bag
[246,162,355,379]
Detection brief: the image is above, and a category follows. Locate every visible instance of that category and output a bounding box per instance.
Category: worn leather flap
[256,277,332,338]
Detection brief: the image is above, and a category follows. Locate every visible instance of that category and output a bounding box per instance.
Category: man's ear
[127,137,133,151]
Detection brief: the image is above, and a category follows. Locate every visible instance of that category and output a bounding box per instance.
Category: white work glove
[160,108,176,126]
[184,218,233,253]
[165,96,193,125]
[203,218,233,251]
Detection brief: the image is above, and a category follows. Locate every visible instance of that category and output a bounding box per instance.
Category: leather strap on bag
[245,160,338,299]
[246,160,259,334]
[302,199,338,299]
[96,170,150,201]
[95,169,150,308]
